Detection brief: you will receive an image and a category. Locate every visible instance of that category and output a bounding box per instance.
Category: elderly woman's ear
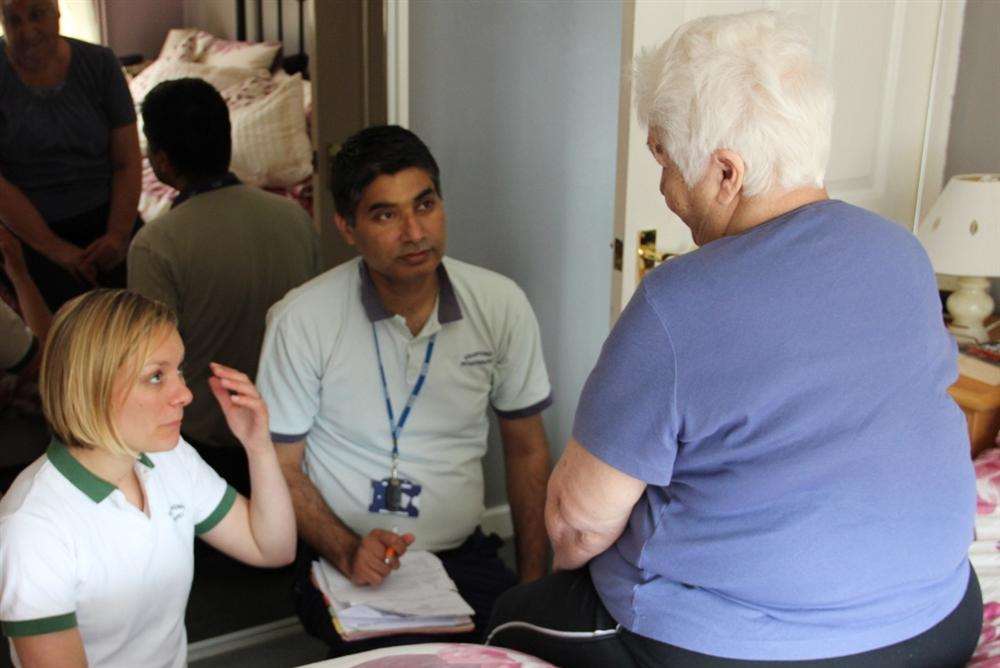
[708,149,745,205]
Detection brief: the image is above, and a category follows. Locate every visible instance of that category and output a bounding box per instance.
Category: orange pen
[383,526,401,565]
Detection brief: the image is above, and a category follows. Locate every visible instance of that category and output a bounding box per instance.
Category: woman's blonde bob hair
[39,289,178,457]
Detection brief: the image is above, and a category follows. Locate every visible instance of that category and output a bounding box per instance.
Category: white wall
[182,0,314,59]
[409,1,622,506]
[105,0,183,59]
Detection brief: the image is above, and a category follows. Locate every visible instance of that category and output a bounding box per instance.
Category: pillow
[130,59,268,106]
[272,69,312,121]
[158,28,215,62]
[224,73,313,188]
[202,37,282,71]
[130,60,269,155]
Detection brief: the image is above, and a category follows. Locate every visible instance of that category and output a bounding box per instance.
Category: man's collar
[359,260,463,324]
[46,438,154,504]
[171,172,241,209]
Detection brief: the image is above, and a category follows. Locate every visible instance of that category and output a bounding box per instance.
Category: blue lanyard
[372,324,436,478]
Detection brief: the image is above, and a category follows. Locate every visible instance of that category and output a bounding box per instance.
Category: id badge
[369,477,421,517]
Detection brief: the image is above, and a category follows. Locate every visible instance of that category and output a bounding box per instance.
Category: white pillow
[130,59,268,106]
[158,28,215,62]
[224,73,313,188]
[272,69,313,119]
[202,37,282,71]
[131,60,269,156]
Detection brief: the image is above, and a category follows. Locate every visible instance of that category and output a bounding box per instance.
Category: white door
[611,0,965,317]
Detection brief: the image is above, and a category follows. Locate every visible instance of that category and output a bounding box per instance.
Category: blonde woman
[0,289,295,667]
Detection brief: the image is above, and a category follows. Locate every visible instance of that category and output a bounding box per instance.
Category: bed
[970,435,1000,665]
[126,0,314,224]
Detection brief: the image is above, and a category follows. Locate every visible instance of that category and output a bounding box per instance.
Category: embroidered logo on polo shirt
[169,504,186,521]
[461,351,493,367]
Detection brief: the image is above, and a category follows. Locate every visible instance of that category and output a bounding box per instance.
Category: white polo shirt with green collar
[0,438,236,668]
[257,256,552,552]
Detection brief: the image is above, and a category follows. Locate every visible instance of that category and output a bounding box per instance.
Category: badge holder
[369,458,421,517]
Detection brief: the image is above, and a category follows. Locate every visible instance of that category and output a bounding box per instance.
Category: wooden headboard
[235,0,309,78]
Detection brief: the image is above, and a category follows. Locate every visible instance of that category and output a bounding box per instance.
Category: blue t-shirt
[0,38,135,222]
[574,200,974,661]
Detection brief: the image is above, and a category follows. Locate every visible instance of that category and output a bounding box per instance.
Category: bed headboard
[235,0,309,78]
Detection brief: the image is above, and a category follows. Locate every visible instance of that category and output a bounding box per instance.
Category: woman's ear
[712,149,745,205]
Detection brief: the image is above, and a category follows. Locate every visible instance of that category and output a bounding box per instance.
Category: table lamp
[917,174,1000,343]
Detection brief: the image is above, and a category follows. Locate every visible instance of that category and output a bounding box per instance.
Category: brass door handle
[637,229,675,280]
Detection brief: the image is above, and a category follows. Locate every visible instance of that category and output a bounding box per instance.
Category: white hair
[634,10,834,197]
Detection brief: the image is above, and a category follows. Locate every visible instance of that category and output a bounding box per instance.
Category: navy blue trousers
[488,566,982,668]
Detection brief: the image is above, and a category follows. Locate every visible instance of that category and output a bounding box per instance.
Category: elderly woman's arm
[200,362,297,567]
[0,174,95,284]
[82,123,141,272]
[546,439,646,571]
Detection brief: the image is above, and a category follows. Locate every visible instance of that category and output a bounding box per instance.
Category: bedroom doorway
[310,0,388,268]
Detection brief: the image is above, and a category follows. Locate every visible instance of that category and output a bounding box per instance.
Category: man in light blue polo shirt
[256,125,553,656]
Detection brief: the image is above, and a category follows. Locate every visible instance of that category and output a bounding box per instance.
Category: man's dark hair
[332,125,441,225]
[141,78,231,180]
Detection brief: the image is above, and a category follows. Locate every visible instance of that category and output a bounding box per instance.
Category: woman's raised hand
[207,362,272,453]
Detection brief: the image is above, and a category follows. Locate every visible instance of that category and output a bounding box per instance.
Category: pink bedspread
[970,448,1000,665]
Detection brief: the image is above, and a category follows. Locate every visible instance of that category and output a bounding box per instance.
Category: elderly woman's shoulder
[64,37,123,74]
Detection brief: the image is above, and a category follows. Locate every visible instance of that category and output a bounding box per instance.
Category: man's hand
[81,230,129,273]
[347,529,415,586]
[0,225,28,279]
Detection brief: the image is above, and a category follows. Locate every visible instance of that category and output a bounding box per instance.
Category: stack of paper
[311,551,475,641]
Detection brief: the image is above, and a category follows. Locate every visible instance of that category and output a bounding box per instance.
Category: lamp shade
[917,174,1000,278]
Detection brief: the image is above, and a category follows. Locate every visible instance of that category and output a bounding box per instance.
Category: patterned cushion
[202,37,281,71]
[158,28,216,62]
[224,73,312,188]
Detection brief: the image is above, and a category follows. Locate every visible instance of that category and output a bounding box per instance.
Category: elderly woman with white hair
[487,10,981,667]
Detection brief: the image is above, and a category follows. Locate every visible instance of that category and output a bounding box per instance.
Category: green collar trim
[46,439,154,504]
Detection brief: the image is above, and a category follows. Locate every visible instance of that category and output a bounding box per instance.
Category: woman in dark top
[0,0,141,309]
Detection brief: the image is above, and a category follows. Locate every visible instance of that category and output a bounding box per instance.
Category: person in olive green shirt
[127,77,321,493]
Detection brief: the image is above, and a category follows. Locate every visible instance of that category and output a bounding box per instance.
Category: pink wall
[105,0,183,59]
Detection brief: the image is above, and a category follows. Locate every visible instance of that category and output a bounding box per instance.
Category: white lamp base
[947,276,995,343]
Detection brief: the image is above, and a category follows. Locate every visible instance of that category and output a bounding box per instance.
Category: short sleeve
[572,283,679,486]
[489,286,552,418]
[173,440,236,535]
[0,515,78,637]
[101,47,136,128]
[0,302,35,372]
[257,303,322,442]
[127,237,180,314]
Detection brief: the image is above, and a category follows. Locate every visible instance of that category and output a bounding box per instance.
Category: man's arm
[275,440,412,585]
[498,413,551,582]
[126,241,179,313]
[546,438,646,571]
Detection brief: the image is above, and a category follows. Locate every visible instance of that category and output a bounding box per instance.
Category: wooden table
[950,375,1000,457]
